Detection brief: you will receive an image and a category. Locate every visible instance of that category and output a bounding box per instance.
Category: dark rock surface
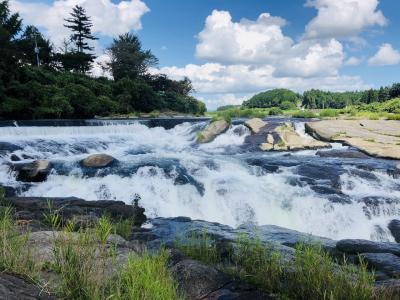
[388,220,400,243]
[12,160,52,182]
[7,196,146,227]
[360,253,400,278]
[0,273,54,300]
[0,142,22,154]
[316,149,370,159]
[336,239,400,256]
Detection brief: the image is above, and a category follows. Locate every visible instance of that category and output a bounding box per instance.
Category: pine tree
[63,5,97,73]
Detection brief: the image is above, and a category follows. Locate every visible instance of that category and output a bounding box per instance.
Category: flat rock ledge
[305,120,400,160]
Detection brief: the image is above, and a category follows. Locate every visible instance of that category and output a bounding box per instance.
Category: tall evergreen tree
[106,33,158,81]
[63,5,97,73]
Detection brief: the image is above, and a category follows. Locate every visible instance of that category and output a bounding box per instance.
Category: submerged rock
[197,120,230,143]
[13,160,51,182]
[244,118,266,134]
[388,220,400,243]
[316,149,370,159]
[306,120,400,160]
[81,154,115,168]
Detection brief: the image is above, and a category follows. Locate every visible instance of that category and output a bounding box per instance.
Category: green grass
[176,231,385,300]
[291,110,318,118]
[112,250,183,300]
[319,109,340,118]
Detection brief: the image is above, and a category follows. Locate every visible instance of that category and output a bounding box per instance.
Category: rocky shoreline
[1,196,400,299]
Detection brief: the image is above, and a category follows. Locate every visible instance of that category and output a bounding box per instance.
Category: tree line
[242,84,400,110]
[0,1,206,120]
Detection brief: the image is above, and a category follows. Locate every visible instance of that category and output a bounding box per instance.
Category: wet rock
[81,154,115,168]
[170,258,231,299]
[316,149,370,159]
[13,160,51,182]
[388,220,400,243]
[10,154,21,161]
[336,239,400,256]
[0,273,54,300]
[244,118,266,134]
[6,197,146,227]
[197,120,230,143]
[360,253,400,278]
[0,142,22,154]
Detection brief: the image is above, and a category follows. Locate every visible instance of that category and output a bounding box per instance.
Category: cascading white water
[0,121,399,241]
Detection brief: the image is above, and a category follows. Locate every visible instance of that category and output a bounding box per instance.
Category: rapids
[0,119,399,241]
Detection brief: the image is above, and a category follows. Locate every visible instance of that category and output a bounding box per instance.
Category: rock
[13,160,51,182]
[0,142,22,154]
[316,149,370,159]
[306,120,400,159]
[259,123,330,152]
[388,220,400,243]
[374,279,400,298]
[170,258,231,299]
[10,154,21,161]
[0,273,55,300]
[6,197,147,228]
[202,281,277,300]
[360,253,400,278]
[197,120,230,143]
[81,154,115,168]
[244,118,266,134]
[336,239,400,256]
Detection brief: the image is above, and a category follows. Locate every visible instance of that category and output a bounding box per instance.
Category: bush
[319,109,340,118]
[291,110,317,118]
[268,107,283,115]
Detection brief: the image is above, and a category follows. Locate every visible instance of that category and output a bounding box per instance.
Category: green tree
[16,26,53,67]
[106,33,158,81]
[390,83,400,99]
[378,87,390,102]
[63,5,97,73]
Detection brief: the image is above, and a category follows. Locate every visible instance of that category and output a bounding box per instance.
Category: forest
[0,1,206,120]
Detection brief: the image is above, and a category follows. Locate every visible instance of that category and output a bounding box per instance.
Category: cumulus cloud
[10,0,149,46]
[304,0,387,39]
[368,43,400,66]
[196,10,292,65]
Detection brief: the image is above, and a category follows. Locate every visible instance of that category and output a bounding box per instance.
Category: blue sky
[10,0,400,110]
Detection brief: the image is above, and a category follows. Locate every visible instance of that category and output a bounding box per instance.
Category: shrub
[319,109,340,118]
[291,110,317,118]
[268,107,283,115]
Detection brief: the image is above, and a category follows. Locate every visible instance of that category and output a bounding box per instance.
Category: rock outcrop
[81,154,115,168]
[305,120,400,159]
[12,160,52,182]
[389,220,400,243]
[197,120,230,143]
[260,123,330,152]
[0,273,54,300]
[244,118,266,134]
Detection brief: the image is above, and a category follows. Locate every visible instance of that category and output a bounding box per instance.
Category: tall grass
[177,231,379,300]
[112,250,183,300]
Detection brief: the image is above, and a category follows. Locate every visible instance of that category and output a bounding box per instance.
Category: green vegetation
[291,110,317,118]
[0,194,180,299]
[0,0,206,120]
[177,231,385,300]
[243,88,301,109]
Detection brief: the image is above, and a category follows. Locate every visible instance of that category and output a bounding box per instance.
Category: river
[0,118,399,241]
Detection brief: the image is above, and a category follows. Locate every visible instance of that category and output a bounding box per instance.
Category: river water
[0,119,399,241]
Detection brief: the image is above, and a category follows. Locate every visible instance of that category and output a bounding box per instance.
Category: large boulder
[197,120,230,143]
[13,160,51,182]
[388,220,400,243]
[360,253,400,278]
[336,239,400,256]
[244,118,266,134]
[81,154,115,168]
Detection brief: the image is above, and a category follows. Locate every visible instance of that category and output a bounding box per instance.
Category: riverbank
[1,195,400,299]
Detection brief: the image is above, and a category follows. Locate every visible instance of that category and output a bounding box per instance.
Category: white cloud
[304,0,387,39]
[151,63,368,109]
[368,43,400,66]
[345,56,362,66]
[10,0,149,46]
[196,10,292,65]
